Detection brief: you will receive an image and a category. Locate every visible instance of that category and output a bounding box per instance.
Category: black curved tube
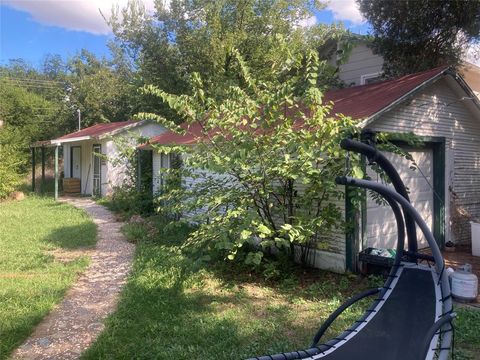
[420,313,456,360]
[310,192,405,347]
[340,138,418,256]
[310,287,381,347]
[335,176,453,360]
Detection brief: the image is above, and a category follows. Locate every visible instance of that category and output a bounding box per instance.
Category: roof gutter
[446,69,480,113]
[52,135,92,145]
[359,68,450,128]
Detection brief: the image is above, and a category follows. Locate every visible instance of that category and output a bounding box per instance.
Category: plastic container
[472,222,480,257]
[358,247,396,276]
[451,264,478,302]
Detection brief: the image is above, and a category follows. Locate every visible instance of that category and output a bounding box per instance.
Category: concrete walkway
[12,198,135,360]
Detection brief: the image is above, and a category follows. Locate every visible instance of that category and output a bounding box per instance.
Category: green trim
[345,186,356,272]
[54,145,59,201]
[360,155,368,252]
[432,140,446,248]
[389,135,446,248]
[353,135,446,272]
[377,135,446,249]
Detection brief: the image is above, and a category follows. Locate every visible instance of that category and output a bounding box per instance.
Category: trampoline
[248,138,455,360]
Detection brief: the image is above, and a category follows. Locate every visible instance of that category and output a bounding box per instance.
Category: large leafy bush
[0,127,27,198]
[140,48,363,266]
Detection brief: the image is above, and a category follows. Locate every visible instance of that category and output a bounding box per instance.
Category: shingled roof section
[55,120,138,141]
[143,66,450,147]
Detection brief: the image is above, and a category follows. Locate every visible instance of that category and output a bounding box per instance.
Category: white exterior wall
[338,43,384,86]
[105,123,166,195]
[63,121,165,196]
[368,77,480,245]
[62,139,104,195]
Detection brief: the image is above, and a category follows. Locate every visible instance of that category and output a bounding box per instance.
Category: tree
[0,126,28,198]
[67,49,136,127]
[357,0,480,77]
[107,0,349,120]
[0,78,64,141]
[140,48,361,267]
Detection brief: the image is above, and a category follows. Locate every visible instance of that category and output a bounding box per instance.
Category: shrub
[139,48,361,266]
[0,127,27,198]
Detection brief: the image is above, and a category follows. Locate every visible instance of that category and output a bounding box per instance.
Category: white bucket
[472,222,480,257]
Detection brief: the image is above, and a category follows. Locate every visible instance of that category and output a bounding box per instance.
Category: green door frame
[345,136,446,272]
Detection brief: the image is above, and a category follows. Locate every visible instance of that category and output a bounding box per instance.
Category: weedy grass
[0,196,96,359]
[83,217,374,360]
[454,307,480,359]
[84,215,480,360]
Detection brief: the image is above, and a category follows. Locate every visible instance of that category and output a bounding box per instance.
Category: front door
[92,144,102,196]
[71,146,81,179]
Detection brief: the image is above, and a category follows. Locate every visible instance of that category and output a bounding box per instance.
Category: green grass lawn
[83,216,479,360]
[0,196,96,359]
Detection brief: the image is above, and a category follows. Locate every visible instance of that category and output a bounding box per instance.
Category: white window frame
[360,72,383,85]
[159,153,170,188]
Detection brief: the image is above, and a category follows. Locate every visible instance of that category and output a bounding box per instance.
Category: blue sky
[0,0,370,68]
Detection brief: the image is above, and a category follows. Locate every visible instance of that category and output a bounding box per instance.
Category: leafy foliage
[357,0,480,77]
[0,127,28,198]
[103,133,154,217]
[108,0,351,120]
[143,48,361,266]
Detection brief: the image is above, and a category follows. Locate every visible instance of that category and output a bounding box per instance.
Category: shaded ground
[11,197,135,360]
[82,215,480,360]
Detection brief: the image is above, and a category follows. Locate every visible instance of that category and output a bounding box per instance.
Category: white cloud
[298,15,317,28]
[3,0,157,35]
[326,0,365,25]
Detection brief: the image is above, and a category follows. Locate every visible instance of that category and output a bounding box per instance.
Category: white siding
[368,77,480,245]
[338,43,384,86]
[103,122,166,195]
[62,121,166,196]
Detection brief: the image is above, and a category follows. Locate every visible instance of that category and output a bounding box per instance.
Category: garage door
[366,148,434,250]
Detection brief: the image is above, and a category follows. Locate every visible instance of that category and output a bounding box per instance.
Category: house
[33,120,166,198]
[335,36,480,96]
[335,39,384,86]
[142,66,480,274]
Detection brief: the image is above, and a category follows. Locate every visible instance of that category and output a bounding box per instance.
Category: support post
[41,146,46,194]
[136,150,142,191]
[31,147,36,192]
[54,145,59,200]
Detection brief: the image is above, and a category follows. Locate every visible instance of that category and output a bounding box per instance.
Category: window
[360,72,383,85]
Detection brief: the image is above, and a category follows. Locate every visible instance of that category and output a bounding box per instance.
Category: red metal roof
[55,120,138,141]
[141,123,206,147]
[325,65,449,120]
[144,66,450,146]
